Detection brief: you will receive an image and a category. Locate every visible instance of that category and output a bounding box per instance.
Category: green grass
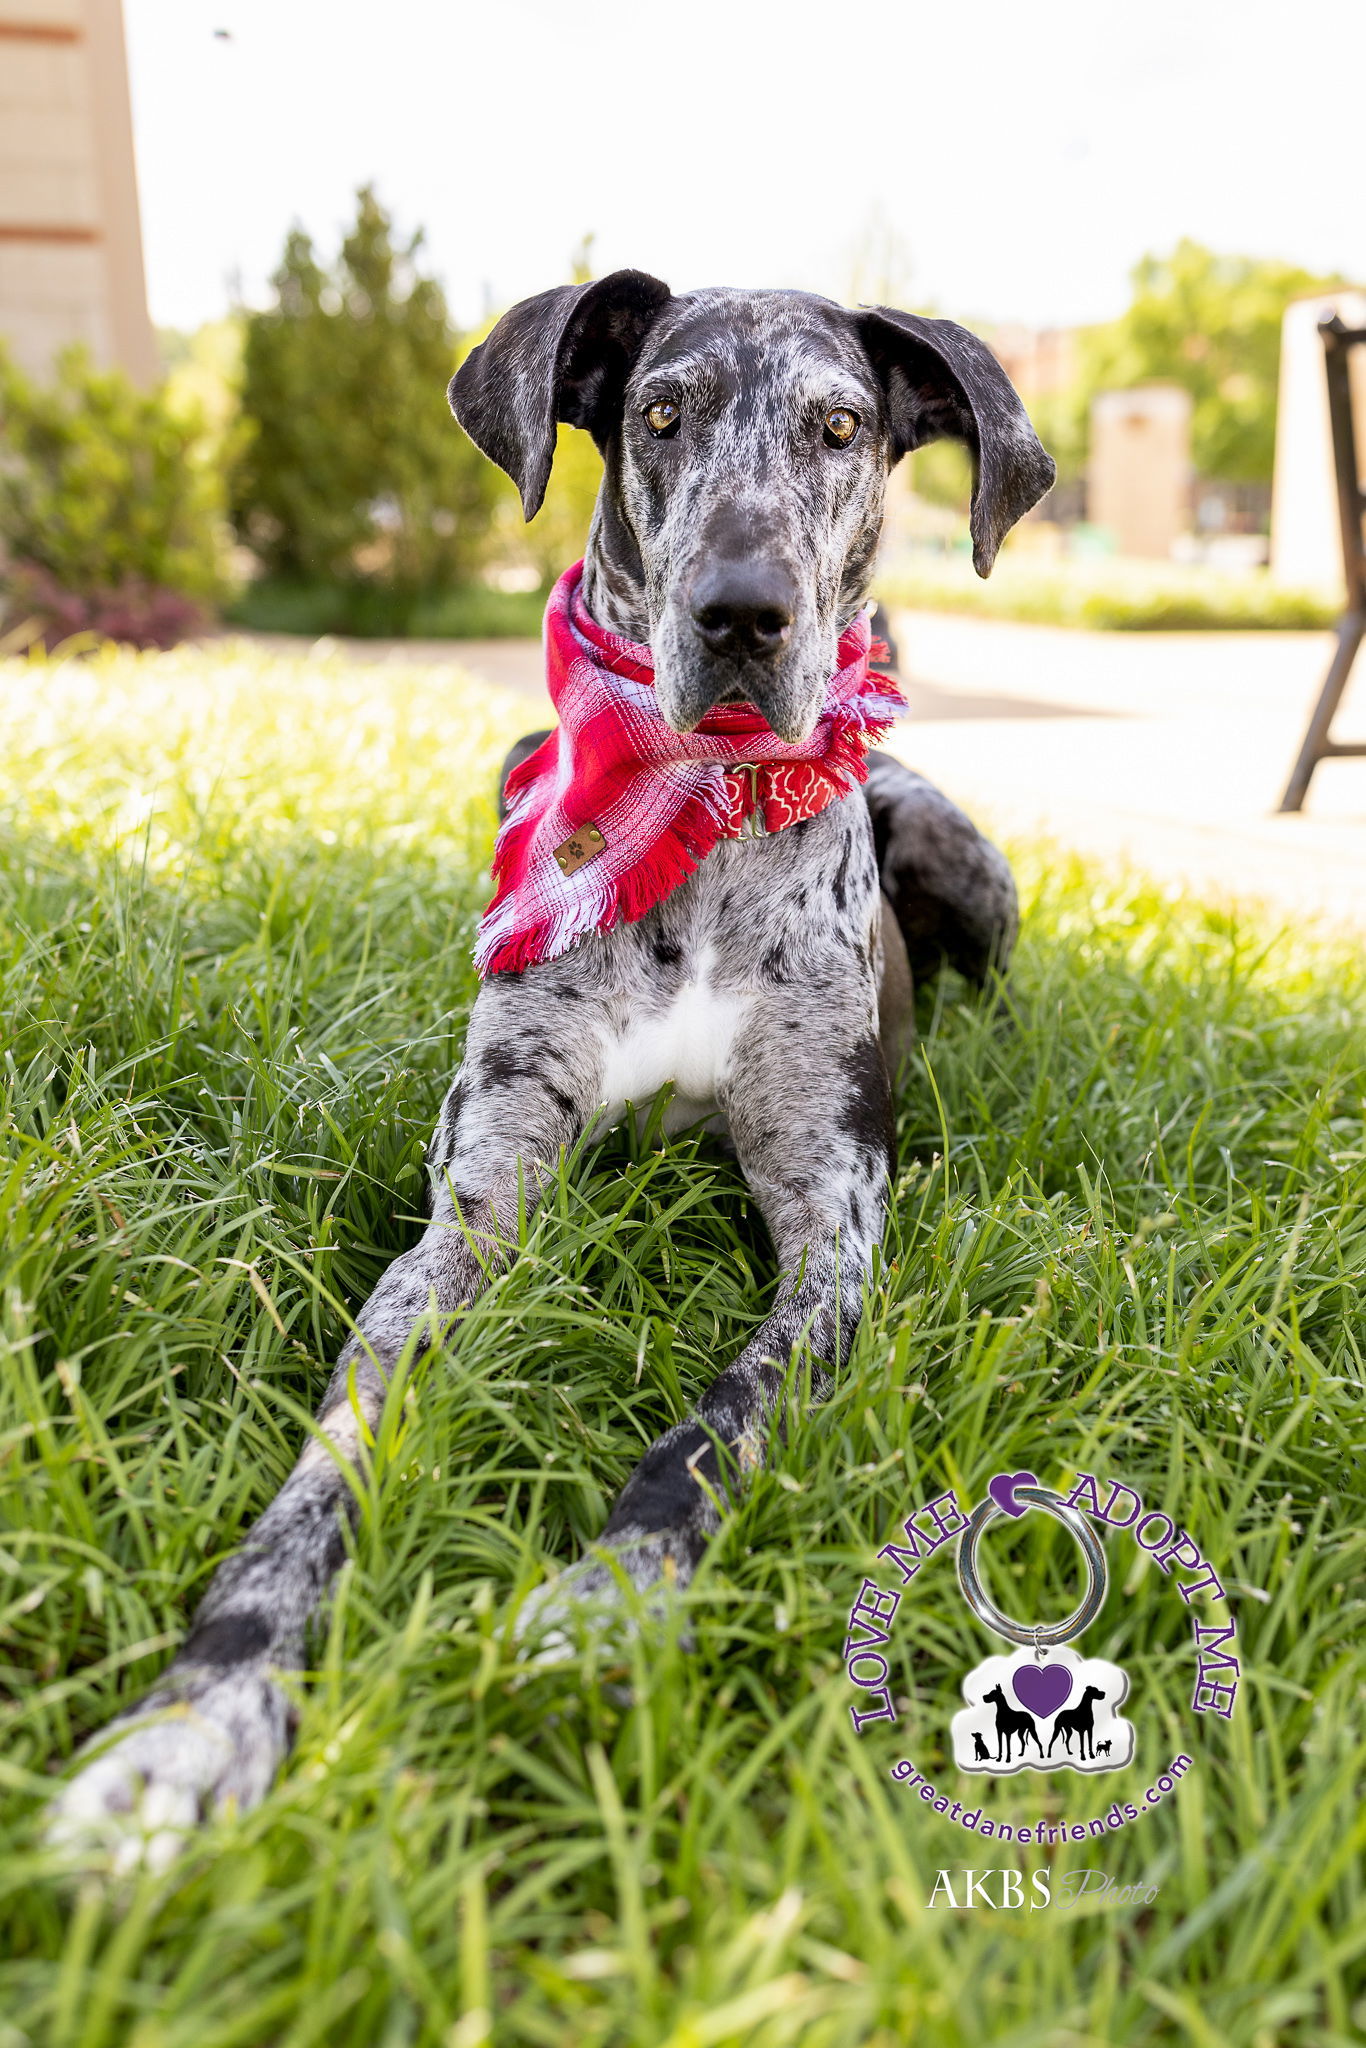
[877,556,1339,631]
[1,640,1364,2046]
[223,577,548,640]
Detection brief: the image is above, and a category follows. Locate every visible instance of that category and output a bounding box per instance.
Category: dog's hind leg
[863,749,1018,989]
[48,984,603,1867]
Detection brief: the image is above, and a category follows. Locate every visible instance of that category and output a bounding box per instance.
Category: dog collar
[718,760,832,839]
[474,563,906,977]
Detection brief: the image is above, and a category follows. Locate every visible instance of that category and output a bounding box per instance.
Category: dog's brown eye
[644,399,681,437]
[823,406,860,447]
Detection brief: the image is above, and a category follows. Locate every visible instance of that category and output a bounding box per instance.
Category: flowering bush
[1,563,207,651]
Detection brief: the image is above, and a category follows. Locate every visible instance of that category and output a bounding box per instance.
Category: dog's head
[450,274,1054,741]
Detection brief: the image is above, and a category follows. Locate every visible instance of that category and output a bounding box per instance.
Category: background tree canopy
[1040,239,1349,488]
[230,186,499,594]
[5,213,1357,646]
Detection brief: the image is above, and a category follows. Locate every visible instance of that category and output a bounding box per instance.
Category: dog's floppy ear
[859,308,1055,575]
[449,269,671,519]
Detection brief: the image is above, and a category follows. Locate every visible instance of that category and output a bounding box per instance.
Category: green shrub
[231,186,499,598]
[0,343,226,646]
[878,555,1338,631]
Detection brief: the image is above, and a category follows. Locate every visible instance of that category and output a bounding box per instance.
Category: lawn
[0,640,1363,2048]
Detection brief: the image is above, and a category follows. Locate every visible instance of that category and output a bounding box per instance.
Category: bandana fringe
[475,774,734,976]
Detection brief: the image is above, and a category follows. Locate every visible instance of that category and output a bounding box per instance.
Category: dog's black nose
[689,562,796,660]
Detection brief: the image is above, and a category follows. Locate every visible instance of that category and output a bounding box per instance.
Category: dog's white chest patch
[600,944,748,1129]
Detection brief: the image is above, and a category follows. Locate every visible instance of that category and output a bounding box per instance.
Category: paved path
[879,612,1366,936]
[234,615,1366,935]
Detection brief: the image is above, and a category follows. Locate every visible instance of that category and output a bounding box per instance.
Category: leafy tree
[1078,240,1350,483]
[232,186,498,593]
[0,343,226,646]
[160,316,245,455]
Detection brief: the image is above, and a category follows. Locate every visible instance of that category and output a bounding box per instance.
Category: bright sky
[125,0,1366,335]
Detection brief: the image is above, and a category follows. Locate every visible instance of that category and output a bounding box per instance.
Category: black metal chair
[1279,314,1366,812]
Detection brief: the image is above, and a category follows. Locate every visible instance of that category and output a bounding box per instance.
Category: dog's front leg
[522,985,895,1644]
[48,980,602,1866]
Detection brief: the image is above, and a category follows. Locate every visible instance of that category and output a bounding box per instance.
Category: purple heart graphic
[987,1470,1038,1518]
[1012,1664,1073,1718]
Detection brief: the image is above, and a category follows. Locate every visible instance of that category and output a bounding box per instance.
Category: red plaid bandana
[475,561,906,977]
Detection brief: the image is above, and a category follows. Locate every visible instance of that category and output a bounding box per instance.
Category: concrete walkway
[880,612,1366,936]
[238,614,1366,935]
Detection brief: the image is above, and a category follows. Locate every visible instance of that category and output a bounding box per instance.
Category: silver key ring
[956,1484,1109,1649]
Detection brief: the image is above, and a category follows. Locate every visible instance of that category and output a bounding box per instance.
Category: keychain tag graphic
[950,1474,1135,1775]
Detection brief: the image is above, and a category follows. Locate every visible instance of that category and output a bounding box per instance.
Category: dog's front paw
[47,1665,291,1874]
[516,1532,694,1667]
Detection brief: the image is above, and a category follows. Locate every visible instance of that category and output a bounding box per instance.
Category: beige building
[988,323,1081,406]
[1089,385,1193,559]
[0,0,156,383]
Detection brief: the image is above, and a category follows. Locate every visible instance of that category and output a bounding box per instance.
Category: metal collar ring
[956,1483,1109,1649]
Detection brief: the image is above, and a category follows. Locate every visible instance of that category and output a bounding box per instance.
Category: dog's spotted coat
[50,275,1052,1864]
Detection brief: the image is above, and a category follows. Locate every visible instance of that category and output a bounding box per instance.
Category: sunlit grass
[1,640,1363,2045]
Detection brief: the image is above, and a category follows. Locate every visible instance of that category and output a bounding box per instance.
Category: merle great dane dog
[51,273,1053,1859]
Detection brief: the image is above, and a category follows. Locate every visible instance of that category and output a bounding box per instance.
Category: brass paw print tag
[553,823,605,875]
